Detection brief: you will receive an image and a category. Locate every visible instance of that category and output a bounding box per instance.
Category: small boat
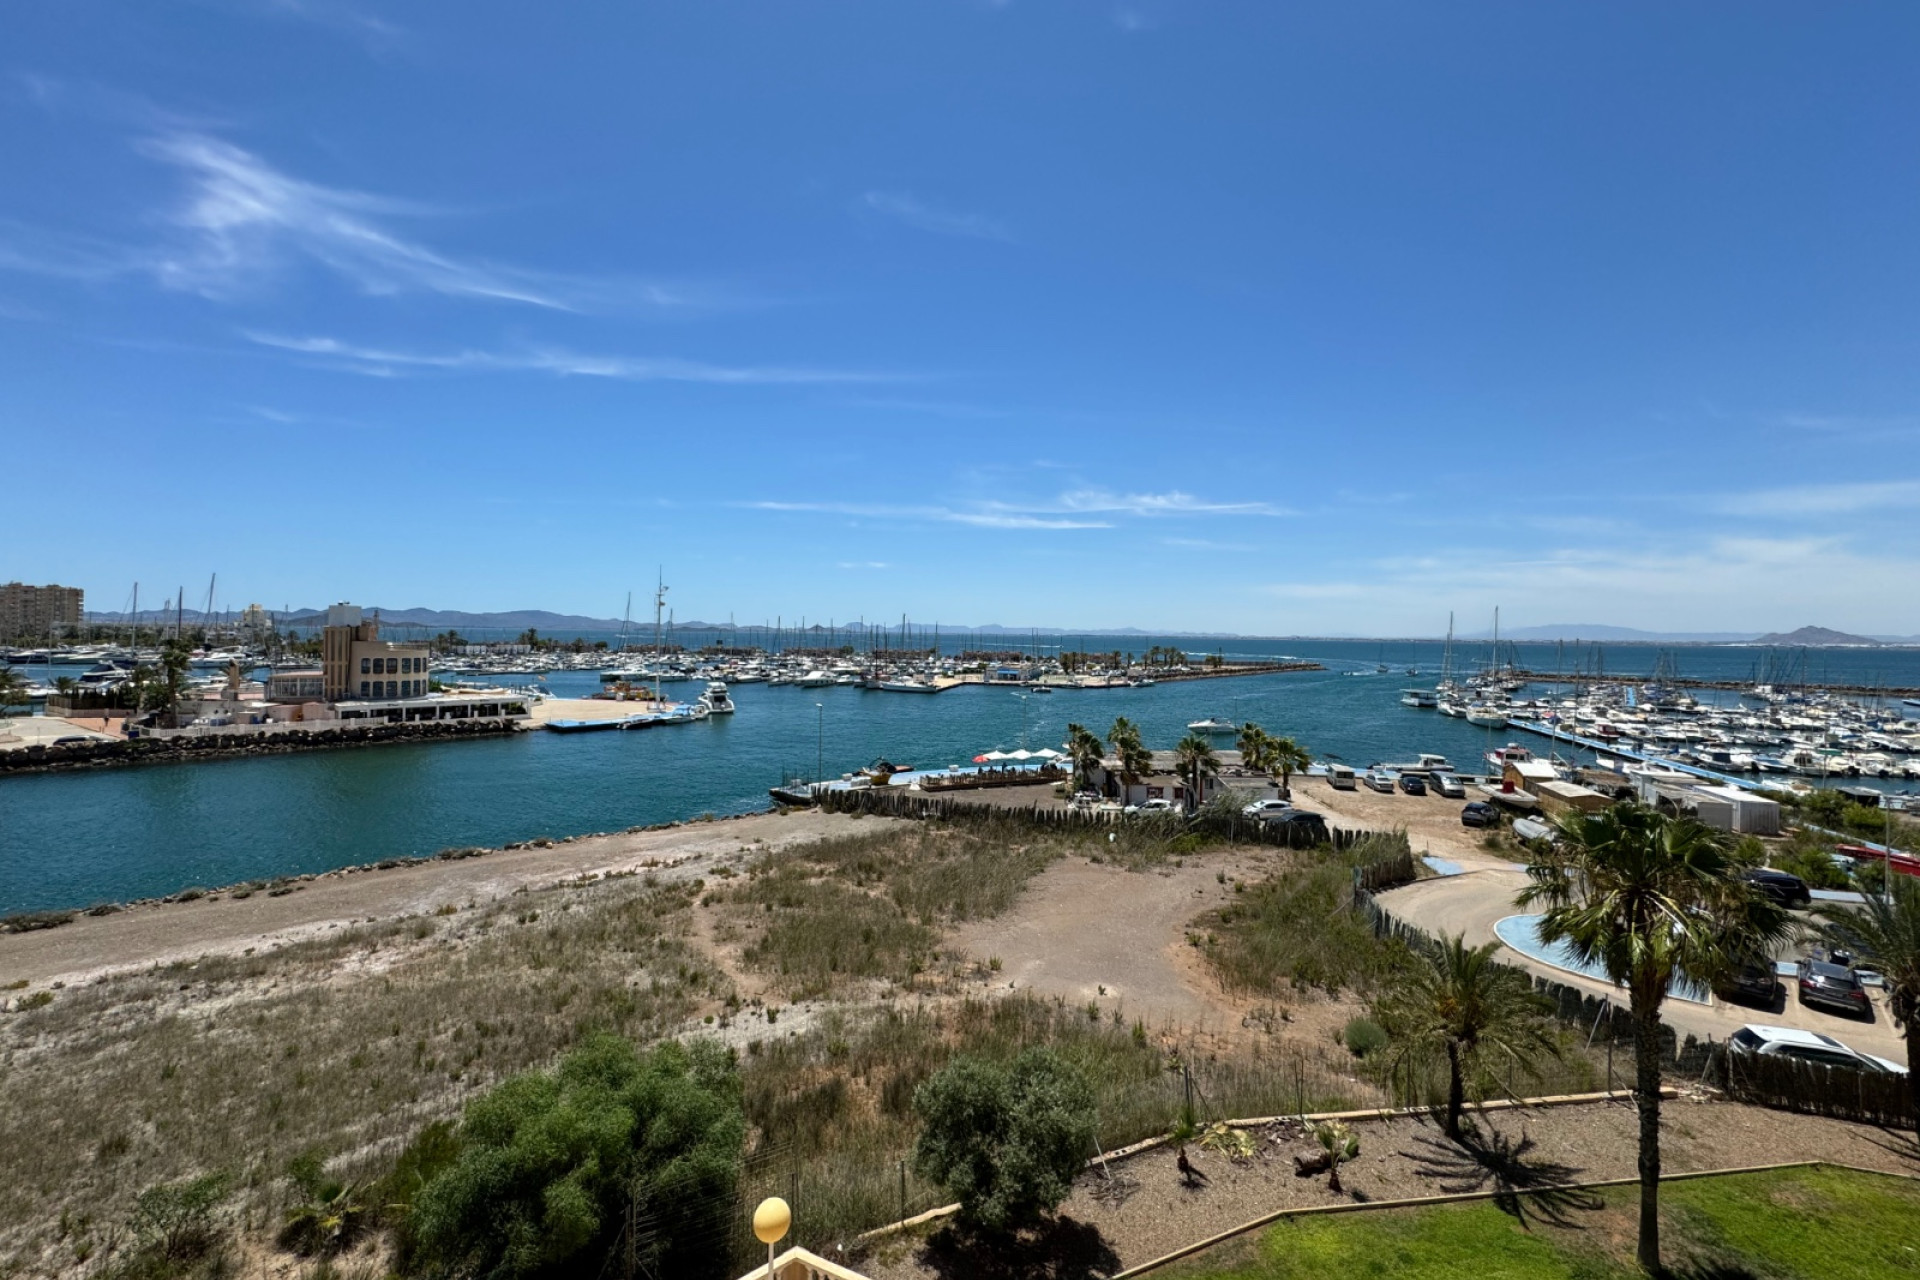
[1465,705,1508,729]
[698,681,735,715]
[1400,689,1437,709]
[1437,701,1466,718]
[1187,717,1236,736]
[879,680,940,693]
[1026,683,1054,694]
[796,670,835,688]
[1485,743,1534,770]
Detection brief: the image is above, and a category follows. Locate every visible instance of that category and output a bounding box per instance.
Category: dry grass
[714,822,1068,999]
[0,874,727,1277]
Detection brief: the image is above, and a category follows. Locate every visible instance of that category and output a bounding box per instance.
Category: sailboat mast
[653,570,666,702]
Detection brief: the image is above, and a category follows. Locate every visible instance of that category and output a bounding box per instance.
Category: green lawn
[1165,1166,1920,1280]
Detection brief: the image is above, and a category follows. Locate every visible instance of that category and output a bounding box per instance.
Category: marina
[7,635,1920,913]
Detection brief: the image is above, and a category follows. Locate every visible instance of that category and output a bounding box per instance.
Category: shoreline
[0,807,866,990]
[0,716,521,776]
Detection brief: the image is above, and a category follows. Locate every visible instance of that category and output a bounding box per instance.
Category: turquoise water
[4,638,1919,912]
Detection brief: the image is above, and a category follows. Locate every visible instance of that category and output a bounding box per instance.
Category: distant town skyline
[6,4,1920,635]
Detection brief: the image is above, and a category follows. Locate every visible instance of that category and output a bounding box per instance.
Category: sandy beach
[0,808,875,988]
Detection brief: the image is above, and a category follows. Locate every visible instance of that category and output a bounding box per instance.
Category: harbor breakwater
[0,718,521,776]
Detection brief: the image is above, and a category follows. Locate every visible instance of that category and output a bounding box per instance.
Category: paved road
[1376,868,1909,1060]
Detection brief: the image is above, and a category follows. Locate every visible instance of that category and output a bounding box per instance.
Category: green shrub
[912,1048,1097,1233]
[410,1034,743,1280]
[126,1171,231,1265]
[1342,1017,1389,1058]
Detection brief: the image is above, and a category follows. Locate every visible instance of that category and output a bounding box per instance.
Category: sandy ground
[0,809,885,989]
[0,713,123,750]
[949,852,1284,1035]
[528,694,681,724]
[861,1097,1920,1278]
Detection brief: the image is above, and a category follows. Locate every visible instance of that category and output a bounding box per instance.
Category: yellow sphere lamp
[753,1196,791,1277]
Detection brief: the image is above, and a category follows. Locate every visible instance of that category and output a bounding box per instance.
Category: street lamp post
[752,1196,790,1278]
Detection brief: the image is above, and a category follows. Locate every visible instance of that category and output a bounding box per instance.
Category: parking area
[1377,866,1909,1063]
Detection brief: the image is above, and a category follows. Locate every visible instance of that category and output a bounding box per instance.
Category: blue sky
[5,2,1919,636]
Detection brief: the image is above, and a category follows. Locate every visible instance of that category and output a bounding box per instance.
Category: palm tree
[1270,736,1311,799]
[1817,872,1920,1118]
[1173,733,1219,814]
[1375,934,1559,1141]
[1519,804,1788,1274]
[1107,717,1153,790]
[1064,722,1107,795]
[0,664,25,712]
[1236,723,1274,776]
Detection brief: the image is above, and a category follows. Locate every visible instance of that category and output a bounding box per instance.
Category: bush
[912,1048,1096,1233]
[410,1035,743,1280]
[127,1171,231,1264]
[1342,1017,1388,1058]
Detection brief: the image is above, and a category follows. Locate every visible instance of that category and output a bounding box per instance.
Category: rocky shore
[0,717,521,775]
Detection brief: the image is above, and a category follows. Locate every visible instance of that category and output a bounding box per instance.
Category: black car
[1716,956,1783,1008]
[1460,801,1499,829]
[1266,809,1330,847]
[1743,869,1812,909]
[1797,958,1872,1017]
[1399,774,1428,796]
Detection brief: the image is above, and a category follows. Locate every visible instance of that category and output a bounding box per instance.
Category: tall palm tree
[1173,733,1219,814]
[0,664,25,711]
[1519,804,1788,1274]
[1107,717,1153,790]
[1270,736,1312,799]
[1374,934,1559,1140]
[1236,723,1274,776]
[1817,872,1920,1118]
[1064,722,1107,795]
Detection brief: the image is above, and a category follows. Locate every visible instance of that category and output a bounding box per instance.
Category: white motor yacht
[699,681,736,715]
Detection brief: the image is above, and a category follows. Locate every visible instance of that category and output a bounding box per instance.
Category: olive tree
[912,1048,1096,1234]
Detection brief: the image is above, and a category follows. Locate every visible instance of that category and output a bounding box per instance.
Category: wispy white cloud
[1713,479,1920,517]
[746,486,1289,531]
[836,561,892,570]
[0,128,736,312]
[747,500,1109,530]
[1163,537,1257,552]
[1056,488,1292,517]
[141,133,569,307]
[861,191,1011,242]
[242,0,405,45]
[245,332,891,384]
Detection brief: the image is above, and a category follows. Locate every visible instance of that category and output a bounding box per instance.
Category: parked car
[1364,769,1397,793]
[1125,797,1178,815]
[1242,798,1294,818]
[1429,772,1467,799]
[1728,1024,1905,1075]
[1265,809,1330,845]
[1796,958,1873,1017]
[1715,956,1783,1008]
[1325,764,1358,790]
[1743,868,1812,909]
[1460,801,1499,829]
[1398,773,1428,796]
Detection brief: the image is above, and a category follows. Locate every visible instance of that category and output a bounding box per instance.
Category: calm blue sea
[3,637,1917,913]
